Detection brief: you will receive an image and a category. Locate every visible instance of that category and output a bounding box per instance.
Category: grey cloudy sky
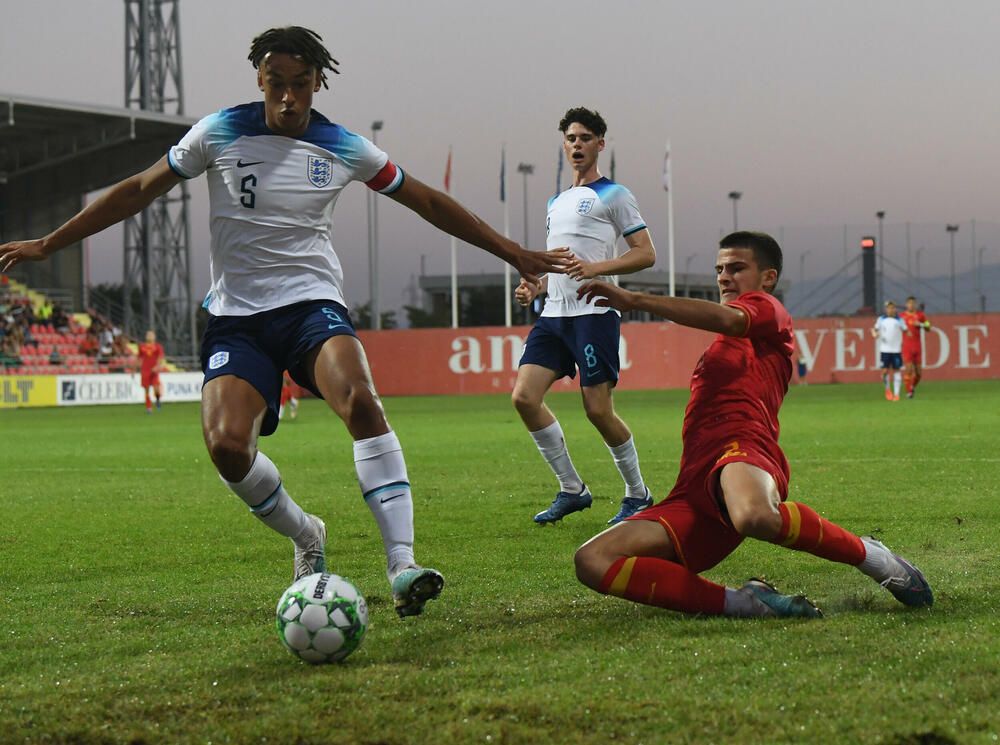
[2,0,998,316]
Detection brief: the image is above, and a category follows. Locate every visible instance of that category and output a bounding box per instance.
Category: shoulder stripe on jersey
[367,161,404,194]
[622,224,647,237]
[588,177,618,198]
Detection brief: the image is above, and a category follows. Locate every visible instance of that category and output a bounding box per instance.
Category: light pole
[876,211,885,308]
[799,249,811,286]
[978,245,988,313]
[728,191,742,231]
[946,224,959,312]
[368,120,384,329]
[684,253,697,297]
[518,163,535,321]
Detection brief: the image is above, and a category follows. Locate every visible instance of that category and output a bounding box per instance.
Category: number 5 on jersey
[240,174,257,208]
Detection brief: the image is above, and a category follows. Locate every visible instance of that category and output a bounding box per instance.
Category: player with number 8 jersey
[513,108,657,527]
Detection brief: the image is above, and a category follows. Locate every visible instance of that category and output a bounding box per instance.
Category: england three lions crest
[308,155,333,188]
[576,198,595,215]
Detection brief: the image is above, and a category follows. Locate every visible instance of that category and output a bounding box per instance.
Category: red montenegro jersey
[681,292,794,455]
[899,310,927,347]
[138,342,165,374]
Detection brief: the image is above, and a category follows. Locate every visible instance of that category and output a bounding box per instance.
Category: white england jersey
[168,102,404,316]
[874,315,907,353]
[543,177,646,317]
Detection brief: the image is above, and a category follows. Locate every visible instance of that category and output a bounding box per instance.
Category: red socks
[775,502,865,566]
[594,502,866,617]
[598,556,726,615]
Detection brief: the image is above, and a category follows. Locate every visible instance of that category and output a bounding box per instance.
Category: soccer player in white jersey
[871,300,910,402]
[512,108,656,525]
[0,26,567,619]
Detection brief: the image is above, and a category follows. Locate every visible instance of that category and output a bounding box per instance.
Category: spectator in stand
[35,300,53,327]
[18,316,39,348]
[20,298,37,326]
[79,325,99,357]
[2,316,24,364]
[110,323,128,357]
[0,274,8,302]
[51,302,71,334]
[97,321,114,362]
[0,310,10,350]
[49,345,65,366]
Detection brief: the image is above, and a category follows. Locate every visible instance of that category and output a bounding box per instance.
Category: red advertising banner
[358,313,998,396]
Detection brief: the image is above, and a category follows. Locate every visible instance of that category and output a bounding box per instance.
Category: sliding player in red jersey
[900,296,931,398]
[573,231,932,618]
[138,330,165,413]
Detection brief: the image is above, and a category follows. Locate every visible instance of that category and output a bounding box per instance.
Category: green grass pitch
[1,380,998,745]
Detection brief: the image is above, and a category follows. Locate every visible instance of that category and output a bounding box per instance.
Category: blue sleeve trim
[622,224,647,237]
[166,150,194,179]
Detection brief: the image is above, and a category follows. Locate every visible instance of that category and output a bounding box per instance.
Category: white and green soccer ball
[276,572,369,663]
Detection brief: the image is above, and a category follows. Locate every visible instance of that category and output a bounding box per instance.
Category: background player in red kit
[573,231,933,618]
[279,370,302,420]
[138,329,165,413]
[899,296,931,398]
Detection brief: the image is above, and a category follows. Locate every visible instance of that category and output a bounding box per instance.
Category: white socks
[858,537,901,584]
[222,451,312,543]
[885,372,902,396]
[723,586,768,617]
[530,421,584,494]
[354,431,415,578]
[606,436,646,499]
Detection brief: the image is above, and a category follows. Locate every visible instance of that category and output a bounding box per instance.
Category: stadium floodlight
[946,224,959,312]
[876,211,886,309]
[861,236,877,310]
[728,191,742,231]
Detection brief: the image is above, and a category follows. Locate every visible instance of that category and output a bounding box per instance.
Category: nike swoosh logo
[380,494,406,504]
[236,160,263,168]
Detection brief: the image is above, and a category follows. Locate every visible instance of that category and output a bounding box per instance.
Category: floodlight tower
[123,0,196,357]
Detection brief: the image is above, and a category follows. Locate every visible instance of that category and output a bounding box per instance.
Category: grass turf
[1,380,998,745]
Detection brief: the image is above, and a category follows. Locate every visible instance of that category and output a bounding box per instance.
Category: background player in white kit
[871,300,910,401]
[512,108,656,525]
[0,26,567,619]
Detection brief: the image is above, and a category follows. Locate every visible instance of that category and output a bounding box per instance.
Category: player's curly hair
[248,26,340,88]
[720,231,784,281]
[558,107,607,138]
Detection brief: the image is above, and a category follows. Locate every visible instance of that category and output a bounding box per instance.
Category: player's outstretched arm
[387,174,570,284]
[566,228,655,282]
[0,156,183,274]
[578,280,748,336]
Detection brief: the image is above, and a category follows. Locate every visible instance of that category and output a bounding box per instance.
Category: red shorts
[141,370,161,388]
[901,343,922,364]
[626,435,789,573]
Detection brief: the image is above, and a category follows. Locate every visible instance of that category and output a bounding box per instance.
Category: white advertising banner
[57,372,204,406]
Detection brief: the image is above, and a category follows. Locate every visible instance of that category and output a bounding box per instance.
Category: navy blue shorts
[200,299,358,436]
[518,312,621,387]
[880,352,903,370]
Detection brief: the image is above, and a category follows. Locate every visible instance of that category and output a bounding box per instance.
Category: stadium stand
[1,276,144,375]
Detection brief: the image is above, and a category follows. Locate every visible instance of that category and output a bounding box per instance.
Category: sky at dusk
[2,0,998,317]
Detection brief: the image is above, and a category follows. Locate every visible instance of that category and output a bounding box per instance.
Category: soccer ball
[276,572,369,663]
